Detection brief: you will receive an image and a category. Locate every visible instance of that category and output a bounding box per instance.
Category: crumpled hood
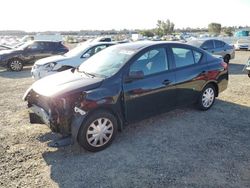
[0,49,19,55]
[31,69,103,97]
[35,55,69,65]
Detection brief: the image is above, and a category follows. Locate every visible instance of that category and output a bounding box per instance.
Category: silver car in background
[187,39,235,63]
[234,38,250,50]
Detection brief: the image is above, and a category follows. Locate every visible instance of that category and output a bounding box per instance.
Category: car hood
[30,69,104,97]
[0,49,20,55]
[35,55,69,65]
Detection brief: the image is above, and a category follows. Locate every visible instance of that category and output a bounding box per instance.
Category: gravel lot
[0,51,250,188]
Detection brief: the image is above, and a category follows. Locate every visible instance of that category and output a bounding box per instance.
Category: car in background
[234,38,250,50]
[23,41,228,152]
[31,42,116,80]
[0,40,68,71]
[0,44,12,51]
[187,39,235,63]
[244,57,250,78]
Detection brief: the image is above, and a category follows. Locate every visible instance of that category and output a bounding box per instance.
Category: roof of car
[114,41,185,52]
[31,40,62,43]
[87,41,117,46]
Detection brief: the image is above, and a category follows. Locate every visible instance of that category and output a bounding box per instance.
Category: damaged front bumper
[29,104,50,125]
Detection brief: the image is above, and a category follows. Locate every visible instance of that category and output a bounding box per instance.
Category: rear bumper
[217,71,228,93]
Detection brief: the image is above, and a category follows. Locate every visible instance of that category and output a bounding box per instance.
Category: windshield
[64,43,90,57]
[78,46,135,77]
[16,41,33,50]
[187,40,203,47]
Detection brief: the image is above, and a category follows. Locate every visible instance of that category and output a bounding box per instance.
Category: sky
[0,0,249,32]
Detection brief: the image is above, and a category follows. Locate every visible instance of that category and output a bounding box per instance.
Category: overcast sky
[0,0,249,31]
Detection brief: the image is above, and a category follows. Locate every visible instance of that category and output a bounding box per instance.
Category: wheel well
[87,107,124,131]
[207,82,219,97]
[224,54,230,59]
[7,57,23,65]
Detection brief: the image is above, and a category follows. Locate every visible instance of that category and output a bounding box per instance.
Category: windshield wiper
[77,68,96,78]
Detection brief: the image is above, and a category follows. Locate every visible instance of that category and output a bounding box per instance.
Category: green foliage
[208,23,222,35]
[222,27,234,36]
[156,19,175,37]
[140,30,154,37]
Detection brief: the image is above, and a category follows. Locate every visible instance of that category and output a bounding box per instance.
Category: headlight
[44,62,57,71]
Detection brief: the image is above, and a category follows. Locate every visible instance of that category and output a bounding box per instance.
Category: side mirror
[82,53,90,58]
[125,71,144,82]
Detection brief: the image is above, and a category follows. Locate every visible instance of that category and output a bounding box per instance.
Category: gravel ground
[0,51,250,188]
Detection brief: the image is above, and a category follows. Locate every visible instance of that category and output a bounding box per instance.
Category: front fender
[71,113,87,142]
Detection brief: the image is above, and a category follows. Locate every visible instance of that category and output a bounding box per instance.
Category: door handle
[162,80,172,85]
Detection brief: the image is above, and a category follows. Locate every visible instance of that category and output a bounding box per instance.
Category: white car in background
[31,42,116,80]
[234,38,250,50]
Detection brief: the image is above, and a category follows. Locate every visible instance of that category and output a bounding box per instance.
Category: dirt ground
[0,51,250,188]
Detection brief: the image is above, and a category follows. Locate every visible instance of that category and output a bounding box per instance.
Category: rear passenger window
[214,40,225,48]
[172,48,200,68]
[201,40,214,49]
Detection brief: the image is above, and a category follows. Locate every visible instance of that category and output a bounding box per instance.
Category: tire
[8,58,23,71]
[223,55,230,64]
[77,110,118,152]
[197,84,216,111]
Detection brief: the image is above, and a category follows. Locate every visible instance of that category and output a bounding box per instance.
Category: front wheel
[197,84,216,110]
[8,58,23,71]
[78,111,118,152]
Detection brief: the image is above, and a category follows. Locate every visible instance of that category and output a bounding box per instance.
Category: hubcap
[202,88,215,108]
[10,60,22,71]
[86,118,113,147]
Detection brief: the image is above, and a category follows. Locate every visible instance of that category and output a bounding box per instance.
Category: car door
[213,40,226,56]
[24,42,45,63]
[170,44,207,106]
[123,47,176,122]
[41,42,57,57]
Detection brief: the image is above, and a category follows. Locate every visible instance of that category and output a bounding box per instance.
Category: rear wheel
[223,55,230,64]
[78,111,118,152]
[8,58,23,71]
[197,84,216,110]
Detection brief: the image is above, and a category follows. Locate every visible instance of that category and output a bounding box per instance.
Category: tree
[222,27,234,36]
[156,19,175,37]
[140,29,154,37]
[208,23,221,35]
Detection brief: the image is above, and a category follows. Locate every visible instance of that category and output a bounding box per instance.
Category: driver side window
[27,42,43,50]
[130,48,168,76]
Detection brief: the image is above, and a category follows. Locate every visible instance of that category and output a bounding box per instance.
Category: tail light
[221,61,228,70]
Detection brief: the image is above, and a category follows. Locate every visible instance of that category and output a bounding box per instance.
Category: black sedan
[0,40,68,71]
[23,41,228,152]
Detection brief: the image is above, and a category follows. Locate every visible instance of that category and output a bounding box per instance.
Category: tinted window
[193,50,202,63]
[214,40,225,48]
[172,47,198,68]
[130,48,168,76]
[201,40,214,49]
[28,42,44,50]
